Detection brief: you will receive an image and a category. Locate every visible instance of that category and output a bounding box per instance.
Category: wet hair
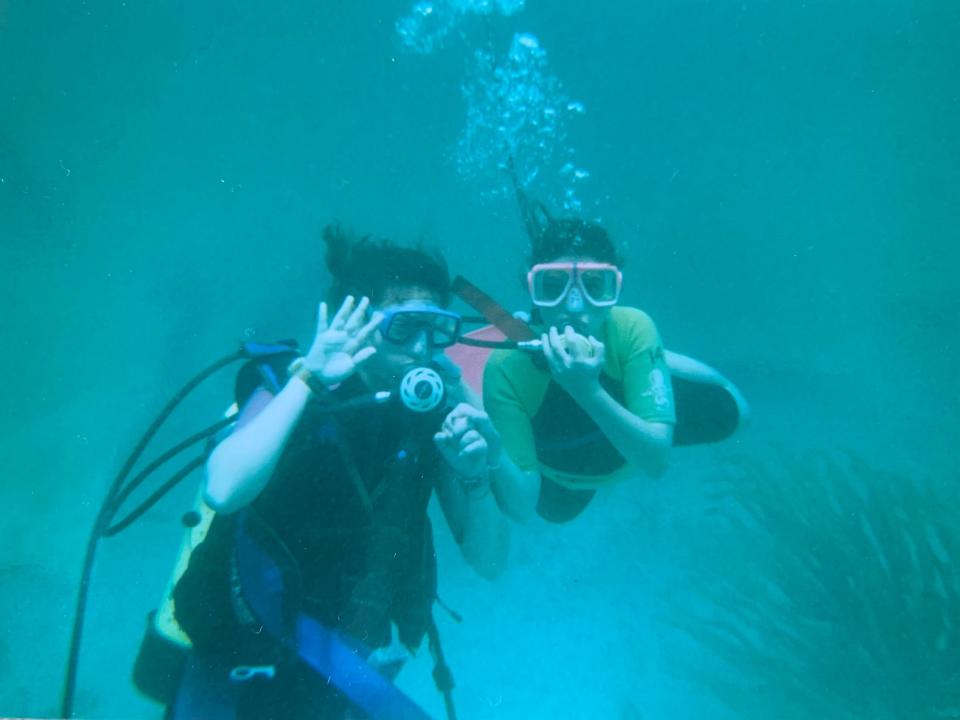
[517,187,624,266]
[530,218,623,266]
[322,222,452,308]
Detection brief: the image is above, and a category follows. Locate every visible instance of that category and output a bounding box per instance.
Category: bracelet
[287,357,326,394]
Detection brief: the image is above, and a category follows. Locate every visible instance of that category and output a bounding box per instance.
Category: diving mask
[527,262,622,308]
[378,306,462,349]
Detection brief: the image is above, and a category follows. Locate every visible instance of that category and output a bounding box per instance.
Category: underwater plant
[663,454,960,720]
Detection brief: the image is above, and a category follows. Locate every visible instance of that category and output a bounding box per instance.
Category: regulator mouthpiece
[516,334,594,356]
[398,366,445,413]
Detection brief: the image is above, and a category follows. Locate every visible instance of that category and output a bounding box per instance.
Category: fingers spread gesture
[305,296,383,386]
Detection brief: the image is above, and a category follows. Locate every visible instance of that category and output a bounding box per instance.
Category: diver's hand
[542,325,606,399]
[303,296,382,385]
[434,403,502,480]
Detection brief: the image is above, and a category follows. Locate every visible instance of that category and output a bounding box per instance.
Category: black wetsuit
[172,372,442,719]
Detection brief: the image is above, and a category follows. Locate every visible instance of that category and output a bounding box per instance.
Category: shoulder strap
[235,340,300,406]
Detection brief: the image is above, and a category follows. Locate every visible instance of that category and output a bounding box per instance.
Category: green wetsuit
[483,306,676,522]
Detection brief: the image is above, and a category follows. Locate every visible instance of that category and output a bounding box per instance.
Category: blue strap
[295,614,433,720]
[241,340,299,358]
[239,340,298,395]
[234,514,434,720]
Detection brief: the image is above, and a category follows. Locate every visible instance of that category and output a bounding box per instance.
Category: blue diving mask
[378,306,462,349]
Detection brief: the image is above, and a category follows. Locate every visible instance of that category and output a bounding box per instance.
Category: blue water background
[1,0,957,717]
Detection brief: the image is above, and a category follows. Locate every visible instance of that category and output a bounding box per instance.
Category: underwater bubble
[515,32,540,49]
[396,0,458,54]
[457,0,487,12]
[396,0,524,54]
[499,0,525,13]
[459,0,523,13]
[453,31,593,213]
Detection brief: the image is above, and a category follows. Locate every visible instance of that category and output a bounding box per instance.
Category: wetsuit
[483,306,676,522]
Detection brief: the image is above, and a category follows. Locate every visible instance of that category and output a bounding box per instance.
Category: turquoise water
[1,1,958,717]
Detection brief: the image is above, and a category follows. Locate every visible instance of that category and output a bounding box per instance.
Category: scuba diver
[158,224,509,719]
[445,184,747,525]
[479,208,676,523]
[440,164,744,524]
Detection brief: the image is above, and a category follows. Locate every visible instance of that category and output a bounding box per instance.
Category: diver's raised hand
[303,296,382,385]
[542,325,606,399]
[434,403,502,480]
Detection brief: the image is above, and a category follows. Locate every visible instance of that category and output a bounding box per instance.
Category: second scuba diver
[483,212,676,523]
[167,224,509,719]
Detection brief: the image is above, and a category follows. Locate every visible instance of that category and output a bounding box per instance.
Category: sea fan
[662,454,960,720]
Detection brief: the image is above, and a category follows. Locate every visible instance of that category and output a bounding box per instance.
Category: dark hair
[530,218,624,266]
[322,223,451,307]
[515,187,623,267]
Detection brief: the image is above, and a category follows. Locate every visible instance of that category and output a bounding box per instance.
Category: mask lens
[383,312,417,343]
[531,267,574,306]
[579,267,620,305]
[428,314,460,348]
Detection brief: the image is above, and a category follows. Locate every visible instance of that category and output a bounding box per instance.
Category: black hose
[456,335,520,350]
[60,349,246,718]
[102,455,206,537]
[427,617,458,720]
[103,414,237,530]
